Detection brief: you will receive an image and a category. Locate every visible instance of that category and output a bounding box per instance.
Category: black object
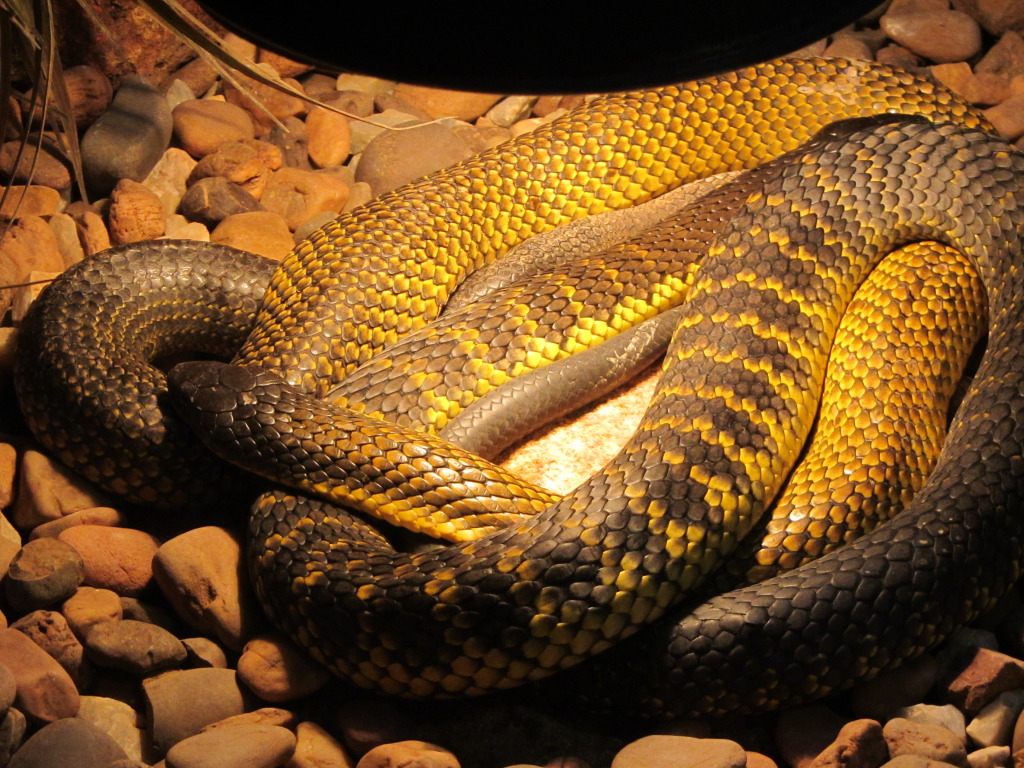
[195,1,885,93]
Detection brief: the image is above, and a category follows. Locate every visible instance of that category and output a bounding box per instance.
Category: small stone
[287,720,353,768]
[945,648,1024,715]
[236,633,331,703]
[75,210,112,256]
[211,210,295,259]
[322,90,376,118]
[182,637,229,668]
[56,525,160,597]
[166,723,297,768]
[0,185,60,220]
[0,140,72,190]
[292,210,338,243]
[179,176,263,226]
[0,445,15,509]
[0,708,25,765]
[0,628,79,722]
[257,48,313,78]
[260,167,349,230]
[931,62,975,98]
[152,526,263,651]
[851,657,940,721]
[485,95,539,128]
[951,0,1024,35]
[8,717,127,768]
[341,181,373,213]
[5,538,85,612]
[62,65,113,128]
[84,619,187,674]
[883,718,967,766]
[610,735,746,768]
[966,746,1010,768]
[348,109,421,154]
[878,757,959,768]
[0,511,20,579]
[334,73,394,95]
[48,212,86,267]
[391,83,500,121]
[978,31,1024,79]
[355,121,474,195]
[306,107,351,168]
[223,69,307,136]
[62,586,124,639]
[11,449,112,530]
[172,99,256,158]
[164,75,200,109]
[808,719,888,768]
[880,9,983,62]
[0,216,63,301]
[163,220,211,242]
[985,93,1024,140]
[143,147,198,216]
[0,664,15,716]
[29,507,127,541]
[268,116,311,169]
[120,597,182,634]
[201,707,298,733]
[77,695,145,761]
[373,92,433,121]
[143,667,252,758]
[187,139,282,199]
[108,178,166,245]
[81,76,174,197]
[10,610,91,688]
[874,44,923,70]
[896,705,967,745]
[967,689,1024,747]
[357,740,460,768]
[823,35,874,60]
[777,706,850,768]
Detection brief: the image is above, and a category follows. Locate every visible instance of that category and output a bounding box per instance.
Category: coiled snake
[14,58,1024,717]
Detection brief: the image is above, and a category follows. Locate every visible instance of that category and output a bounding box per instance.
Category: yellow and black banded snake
[13,57,1024,717]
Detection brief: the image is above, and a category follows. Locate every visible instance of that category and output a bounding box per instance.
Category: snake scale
[13,57,1024,717]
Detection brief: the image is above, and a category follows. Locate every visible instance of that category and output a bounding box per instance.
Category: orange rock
[62,65,113,128]
[223,67,307,136]
[11,449,112,530]
[257,48,313,78]
[611,735,746,768]
[57,525,161,597]
[305,107,351,169]
[261,167,349,230]
[75,210,112,256]
[108,178,166,245]
[288,720,353,768]
[0,216,63,286]
[880,9,983,62]
[236,633,330,703]
[946,647,1024,715]
[392,83,500,121]
[0,185,60,219]
[0,141,72,190]
[62,586,123,639]
[0,443,15,509]
[188,139,281,199]
[882,718,967,765]
[985,92,1024,139]
[0,627,79,722]
[172,99,257,158]
[29,507,128,540]
[211,210,295,260]
[808,720,888,768]
[356,740,460,768]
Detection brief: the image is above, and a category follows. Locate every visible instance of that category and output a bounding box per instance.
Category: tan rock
[951,0,1024,35]
[84,618,188,674]
[223,67,307,136]
[261,167,349,230]
[162,220,211,242]
[182,637,229,668]
[0,184,60,219]
[883,718,967,766]
[236,633,331,703]
[747,753,780,768]
[108,178,166,245]
[5,536,85,613]
[897,704,967,745]
[75,210,112,256]
[354,121,473,196]
[287,720,354,768]
[48,212,86,267]
[152,526,264,650]
[986,92,1024,139]
[356,741,460,768]
[258,48,313,78]
[10,609,91,688]
[0,444,15,511]
[0,215,63,285]
[62,65,113,128]
[966,690,1024,747]
[978,31,1024,78]
[211,210,295,259]
[874,44,924,70]
[11,449,112,530]
[306,107,351,168]
[143,147,198,216]
[945,647,1024,715]
[0,627,79,722]
[200,707,298,733]
[0,140,72,190]
[29,506,127,540]
[823,35,874,60]
[77,695,146,761]
[880,9,983,62]
[931,61,975,98]
[9,270,57,324]
[341,182,374,214]
[966,745,1010,768]
[808,719,888,768]
[57,525,160,597]
[166,723,297,768]
[391,83,500,121]
[172,99,256,158]
[0,512,17,582]
[187,139,281,199]
[62,586,124,639]
[334,73,395,95]
[611,735,746,768]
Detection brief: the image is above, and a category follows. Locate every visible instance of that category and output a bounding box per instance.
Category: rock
[200,707,298,733]
[29,507,127,541]
[966,746,1009,768]
[0,140,72,190]
[288,720,353,768]
[62,65,113,128]
[182,637,229,668]
[187,139,283,199]
[236,633,331,703]
[985,93,1024,139]
[390,83,500,121]
[61,586,124,639]
[0,708,26,766]
[0,664,15,716]
[878,757,959,768]
[165,723,297,768]
[260,167,349,230]
[172,99,256,158]
[977,31,1024,79]
[152,526,263,651]
[257,48,313,79]
[354,121,474,195]
[874,44,923,70]
[966,689,1024,747]
[0,627,79,722]
[80,76,174,197]
[610,736,746,768]
[5,537,85,612]
[75,209,112,256]
[120,597,183,634]
[356,741,460,768]
[179,176,263,226]
[0,444,15,509]
[163,220,211,242]
[334,73,394,95]
[823,35,875,60]
[11,449,113,530]
[84,619,187,675]
[306,107,351,168]
[951,0,1024,35]
[108,178,166,244]
[882,718,967,766]
[0,216,63,297]
[143,147,198,216]
[56,525,160,597]
[142,667,252,758]
[267,116,311,169]
[341,181,374,213]
[851,657,940,721]
[944,647,1024,716]
[8,717,128,767]
[48,212,86,267]
[209,210,295,260]
[0,185,60,219]
[374,92,433,121]
[776,705,850,768]
[808,719,888,768]
[293,210,338,243]
[223,68,307,136]
[10,610,91,688]
[0,511,20,579]
[485,96,539,128]
[896,705,967,745]
[77,695,145,761]
[880,9,983,62]
[321,90,376,118]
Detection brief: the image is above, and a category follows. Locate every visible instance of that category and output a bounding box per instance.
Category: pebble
[143,667,252,758]
[61,586,124,639]
[0,185,60,219]
[954,0,1024,35]
[354,121,474,195]
[610,735,746,768]
[0,709,25,765]
[882,718,967,765]
[260,167,349,230]
[165,723,297,768]
[47,212,86,266]
[178,176,263,226]
[4,537,85,612]
[56,525,160,597]
[80,76,174,197]
[880,8,983,62]
[152,526,263,650]
[485,95,539,128]
[172,99,256,157]
[984,93,1024,139]
[945,647,1024,715]
[29,506,127,540]
[390,83,500,121]
[143,147,199,216]
[347,109,422,154]
[10,449,112,530]
[181,637,229,668]
[223,69,307,136]
[0,141,72,190]
[965,689,1024,747]
[306,106,351,168]
[7,717,127,768]
[9,610,91,688]
[61,65,112,128]
[75,209,112,255]
[808,719,888,768]
[84,619,187,674]
[288,720,353,768]
[0,216,63,301]
[236,633,331,703]
[0,512,19,578]
[108,178,166,244]
[188,139,283,199]
[76,695,146,761]
[211,210,296,259]
[268,115,311,168]
[356,740,460,768]
[966,745,1009,768]
[0,627,79,722]
[0,445,15,509]
[896,704,967,744]
[0,664,15,716]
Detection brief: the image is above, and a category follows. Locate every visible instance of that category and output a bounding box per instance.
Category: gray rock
[8,718,127,768]
[4,538,84,612]
[81,76,173,198]
[354,119,474,195]
[84,619,187,675]
[178,176,262,226]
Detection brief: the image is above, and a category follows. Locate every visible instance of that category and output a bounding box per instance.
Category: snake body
[14,58,1024,716]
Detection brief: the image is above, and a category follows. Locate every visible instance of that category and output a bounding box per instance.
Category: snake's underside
[13,58,1024,718]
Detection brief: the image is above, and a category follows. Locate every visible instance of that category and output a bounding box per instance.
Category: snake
[13,57,1024,717]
